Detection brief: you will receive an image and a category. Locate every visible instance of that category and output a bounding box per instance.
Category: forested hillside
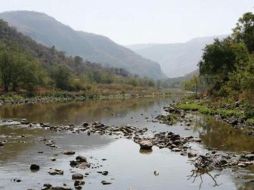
[0,11,166,79]
[0,19,156,94]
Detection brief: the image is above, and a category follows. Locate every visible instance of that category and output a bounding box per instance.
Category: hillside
[0,11,166,79]
[0,19,161,94]
[128,36,227,77]
[0,18,127,77]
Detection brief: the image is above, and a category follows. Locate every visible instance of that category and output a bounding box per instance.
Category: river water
[0,98,253,190]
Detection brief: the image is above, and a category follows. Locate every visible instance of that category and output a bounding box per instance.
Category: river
[0,98,253,190]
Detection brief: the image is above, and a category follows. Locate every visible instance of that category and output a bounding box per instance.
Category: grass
[176,102,244,118]
[246,118,254,126]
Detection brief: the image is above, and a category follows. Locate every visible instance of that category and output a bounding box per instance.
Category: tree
[50,64,72,90]
[0,51,13,92]
[233,12,254,53]
[199,38,249,95]
[0,46,47,92]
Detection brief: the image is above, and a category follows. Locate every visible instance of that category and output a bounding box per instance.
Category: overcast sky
[0,0,253,45]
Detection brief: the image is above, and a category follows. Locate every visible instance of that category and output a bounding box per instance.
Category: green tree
[233,12,254,53]
[199,38,249,95]
[0,51,13,92]
[50,64,72,90]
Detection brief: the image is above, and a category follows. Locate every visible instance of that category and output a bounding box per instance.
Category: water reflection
[197,117,254,152]
[0,98,253,189]
[0,126,48,162]
[0,98,169,125]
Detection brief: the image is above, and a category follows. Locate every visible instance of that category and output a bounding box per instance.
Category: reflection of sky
[0,137,238,190]
[0,98,253,189]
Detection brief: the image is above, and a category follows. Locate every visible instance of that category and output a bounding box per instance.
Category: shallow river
[0,98,253,190]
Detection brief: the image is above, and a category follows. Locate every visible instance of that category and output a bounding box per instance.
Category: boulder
[30,164,40,171]
[72,173,84,180]
[139,140,153,150]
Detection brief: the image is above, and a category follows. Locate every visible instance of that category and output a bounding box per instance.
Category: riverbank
[158,96,254,135]
[0,85,171,105]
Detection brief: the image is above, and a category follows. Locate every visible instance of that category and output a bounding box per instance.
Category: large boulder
[139,140,153,150]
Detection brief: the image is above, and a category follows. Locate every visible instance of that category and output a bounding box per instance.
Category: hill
[0,11,166,79]
[0,19,159,94]
[128,36,227,77]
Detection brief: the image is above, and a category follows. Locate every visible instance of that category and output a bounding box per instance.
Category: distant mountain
[0,11,166,79]
[0,19,130,79]
[128,36,227,78]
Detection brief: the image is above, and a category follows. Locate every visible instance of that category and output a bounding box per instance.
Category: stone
[139,140,153,150]
[30,164,40,171]
[72,173,84,180]
[74,180,85,186]
[12,178,22,183]
[188,152,197,158]
[154,170,159,176]
[48,168,64,175]
[98,171,108,176]
[78,162,90,169]
[82,122,89,127]
[63,151,75,155]
[244,154,254,161]
[76,155,87,162]
[172,148,181,152]
[101,180,112,185]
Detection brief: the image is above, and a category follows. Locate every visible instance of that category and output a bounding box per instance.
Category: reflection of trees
[196,117,254,152]
[0,98,165,125]
[237,180,254,190]
[0,126,48,162]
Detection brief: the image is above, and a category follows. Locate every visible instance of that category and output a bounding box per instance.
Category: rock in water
[48,168,64,175]
[63,150,75,155]
[154,170,159,176]
[101,180,112,185]
[139,140,153,150]
[30,164,40,171]
[0,142,4,146]
[72,173,84,180]
[76,155,87,162]
[244,154,254,161]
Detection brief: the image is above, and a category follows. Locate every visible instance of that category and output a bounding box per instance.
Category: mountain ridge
[128,35,227,77]
[0,11,166,79]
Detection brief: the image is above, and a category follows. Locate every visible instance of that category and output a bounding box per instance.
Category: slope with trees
[0,19,158,96]
[0,11,166,79]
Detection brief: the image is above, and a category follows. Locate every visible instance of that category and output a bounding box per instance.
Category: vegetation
[197,12,254,99]
[0,19,161,96]
[176,101,244,118]
[179,12,254,128]
[0,11,166,79]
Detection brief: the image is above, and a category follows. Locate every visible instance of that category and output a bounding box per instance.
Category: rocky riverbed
[0,98,253,189]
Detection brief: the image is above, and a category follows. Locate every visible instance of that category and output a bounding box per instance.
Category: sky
[0,0,253,45]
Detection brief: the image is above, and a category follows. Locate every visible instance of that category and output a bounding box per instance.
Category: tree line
[185,12,254,101]
[0,19,157,94]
